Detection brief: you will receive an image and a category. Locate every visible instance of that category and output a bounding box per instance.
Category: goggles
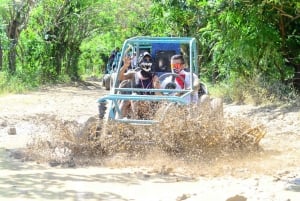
[171,63,184,72]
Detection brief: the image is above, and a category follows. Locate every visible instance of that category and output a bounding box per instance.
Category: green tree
[269,0,300,89]
[0,0,35,73]
[150,0,300,90]
[20,0,153,82]
[0,19,6,70]
[149,0,205,36]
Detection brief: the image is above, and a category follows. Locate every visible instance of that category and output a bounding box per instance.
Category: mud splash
[24,101,266,175]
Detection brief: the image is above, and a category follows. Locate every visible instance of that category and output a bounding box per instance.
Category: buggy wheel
[198,95,224,122]
[198,82,208,97]
[109,72,117,92]
[154,102,191,153]
[99,100,114,138]
[102,78,105,87]
[103,74,111,90]
[79,116,102,141]
[199,94,211,106]
[210,97,223,120]
[98,102,106,119]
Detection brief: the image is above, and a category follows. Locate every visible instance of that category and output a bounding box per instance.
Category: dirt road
[0,84,300,201]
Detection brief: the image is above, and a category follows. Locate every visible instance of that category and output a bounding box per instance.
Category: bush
[0,71,39,94]
[210,76,299,105]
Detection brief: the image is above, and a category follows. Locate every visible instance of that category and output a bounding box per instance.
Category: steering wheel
[158,73,187,95]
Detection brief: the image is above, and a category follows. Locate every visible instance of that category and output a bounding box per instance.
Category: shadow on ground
[0,148,196,201]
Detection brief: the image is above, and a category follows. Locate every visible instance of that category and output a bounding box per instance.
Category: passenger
[163,54,199,104]
[118,52,160,118]
[107,47,120,73]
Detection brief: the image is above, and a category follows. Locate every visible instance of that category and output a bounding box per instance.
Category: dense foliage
[148,0,300,100]
[0,0,299,101]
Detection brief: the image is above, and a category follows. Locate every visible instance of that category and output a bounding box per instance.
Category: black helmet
[138,52,153,72]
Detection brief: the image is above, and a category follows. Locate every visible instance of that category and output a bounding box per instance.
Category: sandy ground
[1,84,300,201]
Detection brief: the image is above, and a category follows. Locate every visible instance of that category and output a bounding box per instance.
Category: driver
[162,54,199,104]
[118,52,160,118]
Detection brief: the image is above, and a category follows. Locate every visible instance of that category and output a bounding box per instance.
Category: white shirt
[161,70,198,104]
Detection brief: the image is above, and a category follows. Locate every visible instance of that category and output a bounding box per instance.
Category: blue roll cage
[98,36,199,125]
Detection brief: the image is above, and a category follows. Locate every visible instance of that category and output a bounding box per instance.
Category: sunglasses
[171,63,183,69]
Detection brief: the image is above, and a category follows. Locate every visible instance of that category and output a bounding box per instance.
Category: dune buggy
[96,36,217,126]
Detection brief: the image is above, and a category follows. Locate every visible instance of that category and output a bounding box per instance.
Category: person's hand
[123,56,131,68]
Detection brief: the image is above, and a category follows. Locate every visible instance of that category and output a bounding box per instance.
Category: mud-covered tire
[198,82,208,97]
[198,95,224,121]
[98,100,113,139]
[79,116,102,141]
[102,74,111,90]
[153,102,175,122]
[153,102,185,152]
[98,101,107,119]
[199,94,211,107]
[210,97,223,121]
[109,73,117,92]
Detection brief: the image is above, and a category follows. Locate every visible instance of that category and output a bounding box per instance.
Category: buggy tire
[103,74,111,90]
[199,82,208,97]
[210,97,223,121]
[79,116,102,141]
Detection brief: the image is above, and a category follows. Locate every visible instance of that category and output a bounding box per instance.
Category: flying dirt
[24,93,265,168]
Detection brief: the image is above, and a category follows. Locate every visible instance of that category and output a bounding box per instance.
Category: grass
[208,76,299,106]
[0,71,38,94]
[0,71,76,94]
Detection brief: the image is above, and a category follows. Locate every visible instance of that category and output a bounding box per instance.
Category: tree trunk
[54,48,62,76]
[7,18,19,73]
[293,64,300,91]
[0,40,2,70]
[6,1,34,73]
[8,46,17,73]
[67,46,81,80]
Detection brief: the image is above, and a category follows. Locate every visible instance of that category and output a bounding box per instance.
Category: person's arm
[119,56,133,81]
[153,75,162,95]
